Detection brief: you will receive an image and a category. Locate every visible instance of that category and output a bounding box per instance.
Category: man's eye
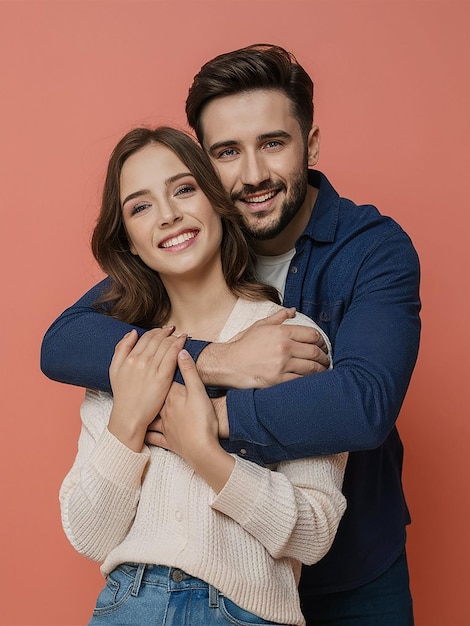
[265,141,282,149]
[217,148,238,159]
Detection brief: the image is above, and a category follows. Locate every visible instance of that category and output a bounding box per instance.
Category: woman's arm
[60,330,186,560]
[59,390,151,561]
[211,452,347,565]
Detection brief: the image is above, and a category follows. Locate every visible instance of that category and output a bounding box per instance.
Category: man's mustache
[231,180,285,202]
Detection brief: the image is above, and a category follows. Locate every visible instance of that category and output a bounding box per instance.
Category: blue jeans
[88,563,287,625]
[301,550,414,625]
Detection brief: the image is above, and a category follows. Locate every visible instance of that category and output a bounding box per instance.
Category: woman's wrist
[188,444,235,493]
[108,409,147,453]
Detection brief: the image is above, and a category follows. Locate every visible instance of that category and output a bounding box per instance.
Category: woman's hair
[186,43,314,144]
[92,126,280,327]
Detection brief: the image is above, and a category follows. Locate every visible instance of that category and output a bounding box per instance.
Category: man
[41,44,420,625]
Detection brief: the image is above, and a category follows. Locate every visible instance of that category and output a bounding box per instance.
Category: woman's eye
[175,184,196,196]
[131,203,150,216]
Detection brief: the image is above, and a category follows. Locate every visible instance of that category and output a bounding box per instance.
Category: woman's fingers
[177,350,206,392]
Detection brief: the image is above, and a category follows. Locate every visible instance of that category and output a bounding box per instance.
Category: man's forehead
[200,90,299,145]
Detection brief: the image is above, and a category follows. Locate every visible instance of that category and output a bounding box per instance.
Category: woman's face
[120,143,223,283]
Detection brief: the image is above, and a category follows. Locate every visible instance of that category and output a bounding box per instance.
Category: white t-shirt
[256,249,296,301]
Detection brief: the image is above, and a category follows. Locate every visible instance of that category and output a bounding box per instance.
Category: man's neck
[254,184,318,256]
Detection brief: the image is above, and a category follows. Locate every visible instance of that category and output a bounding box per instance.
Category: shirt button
[240,448,247,455]
[175,509,183,522]
[290,266,298,274]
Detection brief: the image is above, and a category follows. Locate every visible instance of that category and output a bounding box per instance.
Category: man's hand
[197,307,330,389]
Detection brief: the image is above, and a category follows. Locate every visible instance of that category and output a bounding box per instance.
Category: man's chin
[243,216,284,241]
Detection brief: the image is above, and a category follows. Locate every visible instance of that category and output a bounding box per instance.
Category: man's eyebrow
[121,172,192,207]
[258,130,291,141]
[208,131,292,155]
[207,140,238,155]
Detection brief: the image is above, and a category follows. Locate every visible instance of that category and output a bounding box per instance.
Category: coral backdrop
[1,2,469,625]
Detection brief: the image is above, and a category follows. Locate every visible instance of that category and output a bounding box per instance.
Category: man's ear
[307,125,321,167]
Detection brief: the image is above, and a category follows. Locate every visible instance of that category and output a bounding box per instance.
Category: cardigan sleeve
[210,451,347,565]
[59,389,150,562]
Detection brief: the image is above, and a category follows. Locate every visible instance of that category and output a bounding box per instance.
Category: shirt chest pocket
[300,300,345,345]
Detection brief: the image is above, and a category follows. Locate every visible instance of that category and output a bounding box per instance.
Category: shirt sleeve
[225,229,421,464]
[211,452,347,564]
[40,278,209,392]
[59,389,151,561]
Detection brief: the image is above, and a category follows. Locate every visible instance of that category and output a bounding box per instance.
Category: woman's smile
[158,228,200,250]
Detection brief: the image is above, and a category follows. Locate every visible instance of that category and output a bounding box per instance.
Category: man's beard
[232,168,308,241]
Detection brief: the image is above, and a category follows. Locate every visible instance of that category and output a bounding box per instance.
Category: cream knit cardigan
[60,299,347,626]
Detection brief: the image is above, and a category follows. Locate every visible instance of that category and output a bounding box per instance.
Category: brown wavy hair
[92,126,280,327]
[186,43,314,144]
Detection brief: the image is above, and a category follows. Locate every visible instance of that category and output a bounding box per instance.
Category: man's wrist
[197,342,235,387]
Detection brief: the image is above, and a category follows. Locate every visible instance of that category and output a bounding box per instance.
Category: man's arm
[221,232,421,464]
[41,279,328,392]
[40,279,208,391]
[197,307,330,388]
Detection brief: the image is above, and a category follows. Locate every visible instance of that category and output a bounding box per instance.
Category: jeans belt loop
[208,584,219,608]
[131,563,146,597]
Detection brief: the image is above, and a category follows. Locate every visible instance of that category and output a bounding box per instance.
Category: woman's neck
[163,269,237,342]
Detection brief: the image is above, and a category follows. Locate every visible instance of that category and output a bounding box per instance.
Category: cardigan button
[240,448,247,455]
[290,266,298,274]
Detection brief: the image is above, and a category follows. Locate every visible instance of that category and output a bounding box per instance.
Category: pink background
[1,1,469,624]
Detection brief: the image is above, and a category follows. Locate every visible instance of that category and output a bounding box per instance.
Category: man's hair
[186,44,314,143]
[91,126,279,327]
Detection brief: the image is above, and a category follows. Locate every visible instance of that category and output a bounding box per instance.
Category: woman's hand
[108,328,187,452]
[146,350,235,492]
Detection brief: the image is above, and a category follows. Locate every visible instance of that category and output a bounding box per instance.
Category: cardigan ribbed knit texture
[60,299,347,625]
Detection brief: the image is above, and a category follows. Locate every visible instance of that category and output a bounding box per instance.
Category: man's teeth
[244,190,277,204]
[161,231,197,248]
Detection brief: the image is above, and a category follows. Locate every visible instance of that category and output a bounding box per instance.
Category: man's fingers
[254,307,296,327]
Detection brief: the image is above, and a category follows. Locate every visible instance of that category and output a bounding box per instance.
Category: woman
[60,126,347,626]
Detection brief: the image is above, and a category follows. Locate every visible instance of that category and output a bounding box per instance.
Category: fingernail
[179,349,190,359]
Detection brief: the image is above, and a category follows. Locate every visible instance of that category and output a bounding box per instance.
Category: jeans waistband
[116,563,220,607]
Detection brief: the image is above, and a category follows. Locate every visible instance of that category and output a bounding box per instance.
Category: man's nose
[240,152,269,187]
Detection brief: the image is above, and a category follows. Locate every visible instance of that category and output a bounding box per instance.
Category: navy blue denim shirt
[226,170,421,593]
[41,169,421,594]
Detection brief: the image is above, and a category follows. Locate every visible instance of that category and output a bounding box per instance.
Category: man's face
[200,89,320,251]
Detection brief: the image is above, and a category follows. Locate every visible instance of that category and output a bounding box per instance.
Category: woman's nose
[157,201,182,227]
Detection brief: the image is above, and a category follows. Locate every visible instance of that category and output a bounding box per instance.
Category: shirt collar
[302,169,340,243]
